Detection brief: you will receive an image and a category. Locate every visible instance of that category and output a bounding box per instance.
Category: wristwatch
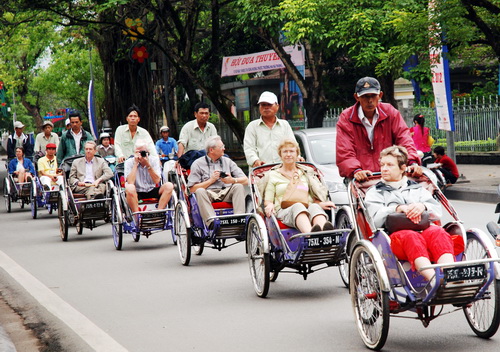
[234,178,237,184]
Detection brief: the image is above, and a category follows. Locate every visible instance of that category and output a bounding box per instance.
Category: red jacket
[336,102,420,178]
[435,154,459,178]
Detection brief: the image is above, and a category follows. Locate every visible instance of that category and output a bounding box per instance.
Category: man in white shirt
[243,91,296,168]
[34,120,59,155]
[177,102,217,156]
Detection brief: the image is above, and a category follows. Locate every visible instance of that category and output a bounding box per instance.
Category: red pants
[390,226,454,270]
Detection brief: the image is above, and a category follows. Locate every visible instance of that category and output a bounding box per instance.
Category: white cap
[14,121,24,129]
[65,118,71,126]
[257,91,278,105]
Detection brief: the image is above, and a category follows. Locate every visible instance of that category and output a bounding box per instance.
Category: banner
[221,45,305,77]
[88,80,98,139]
[429,0,454,131]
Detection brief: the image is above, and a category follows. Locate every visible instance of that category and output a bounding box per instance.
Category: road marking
[0,250,128,352]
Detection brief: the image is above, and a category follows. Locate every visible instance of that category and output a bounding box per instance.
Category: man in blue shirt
[155,126,178,162]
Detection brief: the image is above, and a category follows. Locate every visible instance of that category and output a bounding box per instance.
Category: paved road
[1,194,500,351]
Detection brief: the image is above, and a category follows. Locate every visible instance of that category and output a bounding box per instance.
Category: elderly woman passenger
[364,145,454,282]
[8,147,36,183]
[263,139,336,233]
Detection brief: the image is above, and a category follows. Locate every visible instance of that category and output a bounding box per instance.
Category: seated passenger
[263,139,335,233]
[187,135,248,229]
[364,145,454,281]
[125,140,173,213]
[37,143,64,191]
[69,141,113,200]
[97,132,115,158]
[8,146,36,183]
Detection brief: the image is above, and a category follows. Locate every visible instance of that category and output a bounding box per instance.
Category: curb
[445,187,498,204]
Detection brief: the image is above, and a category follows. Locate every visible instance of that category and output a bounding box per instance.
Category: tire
[174,202,191,266]
[336,210,353,288]
[132,231,141,242]
[194,241,204,256]
[247,217,270,298]
[4,179,11,213]
[350,244,390,351]
[58,197,69,242]
[30,186,37,219]
[463,232,500,338]
[76,220,83,235]
[112,199,123,250]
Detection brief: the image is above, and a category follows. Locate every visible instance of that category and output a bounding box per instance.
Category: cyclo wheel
[463,232,500,338]
[247,217,270,298]
[76,219,84,235]
[112,198,123,250]
[336,210,353,288]
[4,179,11,213]
[350,242,390,351]
[132,231,141,242]
[58,197,69,241]
[30,184,37,219]
[174,202,191,266]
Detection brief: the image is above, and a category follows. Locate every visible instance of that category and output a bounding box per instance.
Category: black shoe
[311,224,322,232]
[323,221,334,231]
[43,184,51,191]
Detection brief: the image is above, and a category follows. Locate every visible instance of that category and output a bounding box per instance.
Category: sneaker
[322,221,334,231]
[311,224,322,232]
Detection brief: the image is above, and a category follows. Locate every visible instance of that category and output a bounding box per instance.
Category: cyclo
[110,162,177,250]
[172,162,256,266]
[3,167,32,213]
[29,173,60,219]
[57,155,114,241]
[347,171,500,350]
[246,163,351,298]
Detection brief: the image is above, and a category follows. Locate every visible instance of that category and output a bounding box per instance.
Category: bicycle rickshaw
[29,175,60,219]
[246,163,352,298]
[348,171,500,350]
[173,162,257,266]
[3,171,32,213]
[58,155,114,241]
[110,162,177,250]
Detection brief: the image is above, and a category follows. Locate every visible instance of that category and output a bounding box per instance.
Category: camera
[140,150,149,157]
[219,171,228,178]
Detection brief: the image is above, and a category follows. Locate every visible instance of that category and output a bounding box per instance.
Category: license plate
[83,202,105,209]
[141,212,164,219]
[307,234,340,248]
[219,216,246,226]
[444,264,487,282]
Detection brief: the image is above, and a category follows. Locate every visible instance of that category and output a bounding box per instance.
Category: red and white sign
[221,45,305,77]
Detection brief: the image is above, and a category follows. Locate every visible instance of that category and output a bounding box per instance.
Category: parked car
[294,127,350,218]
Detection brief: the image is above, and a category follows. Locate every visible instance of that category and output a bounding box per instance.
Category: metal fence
[323,95,500,152]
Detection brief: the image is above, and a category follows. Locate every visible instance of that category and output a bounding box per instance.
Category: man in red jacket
[433,146,459,184]
[336,77,421,181]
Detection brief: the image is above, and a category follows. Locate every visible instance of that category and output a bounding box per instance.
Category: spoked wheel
[4,179,11,213]
[58,197,69,241]
[174,202,191,266]
[247,217,270,298]
[193,241,204,256]
[350,244,389,351]
[30,186,37,219]
[132,232,141,242]
[112,198,123,250]
[336,210,353,288]
[463,232,500,338]
[76,219,84,235]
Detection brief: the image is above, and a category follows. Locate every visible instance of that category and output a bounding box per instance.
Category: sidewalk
[444,164,500,204]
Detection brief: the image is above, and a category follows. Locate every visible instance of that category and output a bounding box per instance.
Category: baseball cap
[42,120,54,127]
[355,77,381,96]
[14,121,25,129]
[160,126,170,132]
[46,143,57,149]
[257,91,278,105]
[65,118,71,126]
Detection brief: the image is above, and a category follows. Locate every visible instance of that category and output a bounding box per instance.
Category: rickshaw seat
[212,201,233,209]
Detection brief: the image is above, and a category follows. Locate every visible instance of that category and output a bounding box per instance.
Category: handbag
[427,134,435,147]
[280,172,310,209]
[384,212,431,233]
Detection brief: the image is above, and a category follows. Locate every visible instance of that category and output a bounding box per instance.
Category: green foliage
[434,138,498,152]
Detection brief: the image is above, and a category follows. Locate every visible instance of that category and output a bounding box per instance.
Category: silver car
[294,127,348,205]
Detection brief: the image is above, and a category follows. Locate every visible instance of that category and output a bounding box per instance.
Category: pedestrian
[410,114,433,166]
[433,146,459,185]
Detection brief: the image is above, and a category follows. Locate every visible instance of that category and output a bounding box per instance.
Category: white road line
[0,250,128,352]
